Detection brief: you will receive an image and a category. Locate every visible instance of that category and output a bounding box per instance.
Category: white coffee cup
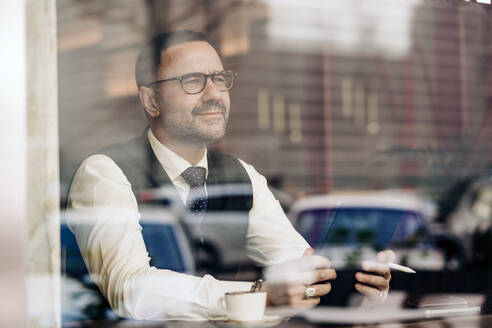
[223,291,267,321]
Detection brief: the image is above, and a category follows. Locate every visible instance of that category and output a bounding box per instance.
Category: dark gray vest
[98,132,253,272]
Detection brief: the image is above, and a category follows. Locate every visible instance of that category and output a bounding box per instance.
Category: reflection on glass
[56,0,492,325]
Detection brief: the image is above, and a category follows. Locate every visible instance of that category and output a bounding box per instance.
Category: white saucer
[209,315,284,328]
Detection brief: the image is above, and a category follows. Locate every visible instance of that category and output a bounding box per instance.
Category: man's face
[152,41,230,144]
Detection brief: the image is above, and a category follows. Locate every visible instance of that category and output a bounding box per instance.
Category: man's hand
[354,250,394,303]
[262,249,336,309]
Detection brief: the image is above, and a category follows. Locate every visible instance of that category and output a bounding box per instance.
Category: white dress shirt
[67,129,310,320]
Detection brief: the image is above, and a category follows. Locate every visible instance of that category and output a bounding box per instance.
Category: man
[67,30,391,320]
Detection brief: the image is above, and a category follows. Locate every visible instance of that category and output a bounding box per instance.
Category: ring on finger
[305,286,316,298]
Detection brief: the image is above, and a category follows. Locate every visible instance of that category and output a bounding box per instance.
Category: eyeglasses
[147,70,237,94]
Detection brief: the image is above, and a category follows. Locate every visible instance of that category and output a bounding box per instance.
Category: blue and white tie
[181,167,208,239]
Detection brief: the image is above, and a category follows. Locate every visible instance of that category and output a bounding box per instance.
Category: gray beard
[163,100,229,144]
[182,113,228,143]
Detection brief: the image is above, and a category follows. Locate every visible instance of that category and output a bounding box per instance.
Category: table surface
[63,292,490,328]
[64,313,492,328]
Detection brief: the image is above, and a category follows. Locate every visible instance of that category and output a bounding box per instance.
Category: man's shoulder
[98,135,148,164]
[96,135,156,191]
[207,149,239,164]
[74,154,130,186]
[73,137,146,185]
[209,151,260,178]
[207,150,246,172]
[207,150,255,185]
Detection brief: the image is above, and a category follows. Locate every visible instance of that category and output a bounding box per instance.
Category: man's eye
[214,74,226,83]
[183,77,203,85]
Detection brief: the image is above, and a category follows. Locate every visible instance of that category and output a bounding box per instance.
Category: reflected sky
[266,0,422,58]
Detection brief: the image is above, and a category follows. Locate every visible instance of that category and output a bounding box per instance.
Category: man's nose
[201,76,223,102]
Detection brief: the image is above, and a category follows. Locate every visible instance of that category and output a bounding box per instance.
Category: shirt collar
[147,129,208,182]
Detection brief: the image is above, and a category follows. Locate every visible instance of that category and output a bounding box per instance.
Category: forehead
[158,41,224,77]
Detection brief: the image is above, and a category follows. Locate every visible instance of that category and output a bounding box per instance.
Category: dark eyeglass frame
[146,70,237,94]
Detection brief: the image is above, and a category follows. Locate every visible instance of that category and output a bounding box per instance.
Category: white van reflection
[289,191,446,271]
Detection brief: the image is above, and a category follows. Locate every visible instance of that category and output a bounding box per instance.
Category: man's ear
[139,86,160,119]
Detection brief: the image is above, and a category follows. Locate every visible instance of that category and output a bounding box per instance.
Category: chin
[199,123,227,139]
[187,128,225,144]
[202,131,226,143]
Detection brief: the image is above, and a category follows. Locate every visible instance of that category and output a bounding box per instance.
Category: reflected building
[58,0,492,199]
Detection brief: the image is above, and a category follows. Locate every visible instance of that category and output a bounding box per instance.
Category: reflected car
[61,209,194,323]
[137,184,262,276]
[443,176,492,268]
[289,191,446,271]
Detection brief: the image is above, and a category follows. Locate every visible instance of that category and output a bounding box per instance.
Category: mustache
[192,101,227,116]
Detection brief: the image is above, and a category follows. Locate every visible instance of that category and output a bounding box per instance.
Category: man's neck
[150,125,207,165]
